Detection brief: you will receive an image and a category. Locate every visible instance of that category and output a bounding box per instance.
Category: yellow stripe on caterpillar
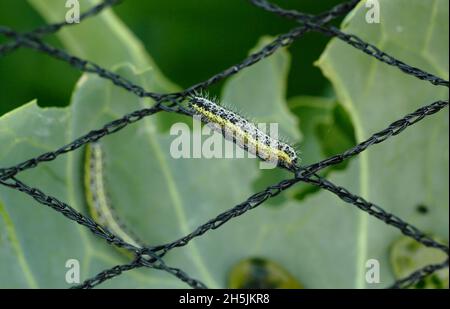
[84,142,142,253]
[188,96,298,169]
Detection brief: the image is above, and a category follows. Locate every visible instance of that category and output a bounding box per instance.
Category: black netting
[0,0,448,289]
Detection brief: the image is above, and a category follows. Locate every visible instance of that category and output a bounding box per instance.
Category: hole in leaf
[286,96,357,201]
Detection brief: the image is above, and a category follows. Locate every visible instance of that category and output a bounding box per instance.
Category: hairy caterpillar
[188,96,298,169]
[84,142,143,253]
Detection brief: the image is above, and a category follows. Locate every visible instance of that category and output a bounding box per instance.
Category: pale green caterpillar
[84,142,143,254]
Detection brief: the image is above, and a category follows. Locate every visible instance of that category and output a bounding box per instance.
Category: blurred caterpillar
[228,257,303,289]
[84,142,143,255]
[188,96,298,169]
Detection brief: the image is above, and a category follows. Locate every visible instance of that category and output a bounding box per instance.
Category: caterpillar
[84,142,143,254]
[228,257,303,289]
[188,96,299,169]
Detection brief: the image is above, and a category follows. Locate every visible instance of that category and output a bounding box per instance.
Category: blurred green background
[0,0,344,116]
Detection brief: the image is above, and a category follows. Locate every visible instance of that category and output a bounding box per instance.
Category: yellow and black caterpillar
[188,96,298,169]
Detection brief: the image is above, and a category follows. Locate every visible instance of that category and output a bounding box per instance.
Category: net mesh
[0,0,448,289]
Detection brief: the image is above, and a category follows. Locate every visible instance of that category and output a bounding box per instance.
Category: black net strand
[73,251,207,289]
[389,258,449,289]
[300,100,449,177]
[0,0,121,57]
[249,0,449,87]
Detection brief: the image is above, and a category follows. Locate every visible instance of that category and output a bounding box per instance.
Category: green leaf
[390,236,448,289]
[222,37,301,142]
[221,36,301,207]
[0,35,310,286]
[27,0,182,132]
[27,0,173,85]
[316,0,449,287]
[287,96,356,200]
[1,0,447,289]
